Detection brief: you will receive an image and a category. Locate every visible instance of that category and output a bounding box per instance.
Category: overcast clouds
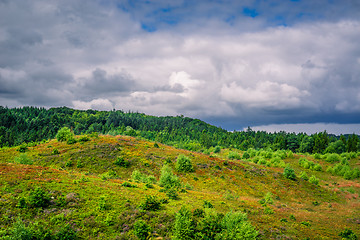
[1,0,360,133]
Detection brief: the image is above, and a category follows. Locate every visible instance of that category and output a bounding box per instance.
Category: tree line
[0,106,359,153]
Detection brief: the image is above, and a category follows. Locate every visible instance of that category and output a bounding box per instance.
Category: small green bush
[52,148,60,155]
[203,200,214,209]
[300,171,309,181]
[14,153,33,165]
[121,181,136,188]
[56,127,74,142]
[339,228,358,240]
[173,207,195,240]
[218,211,258,240]
[54,224,77,240]
[140,195,162,211]
[28,187,50,208]
[309,175,319,185]
[176,155,194,172]
[284,166,296,180]
[166,188,179,200]
[17,144,28,153]
[114,156,130,167]
[8,218,34,240]
[228,151,241,160]
[159,165,181,190]
[134,220,151,240]
[213,146,221,153]
[313,164,322,171]
[326,153,340,163]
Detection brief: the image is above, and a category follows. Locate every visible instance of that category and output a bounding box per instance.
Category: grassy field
[0,134,359,239]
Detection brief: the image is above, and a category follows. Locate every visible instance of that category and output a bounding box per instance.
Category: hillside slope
[0,134,359,239]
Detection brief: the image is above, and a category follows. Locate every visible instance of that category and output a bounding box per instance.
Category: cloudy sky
[1,0,360,133]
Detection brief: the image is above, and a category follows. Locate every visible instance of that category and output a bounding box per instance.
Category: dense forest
[0,106,359,154]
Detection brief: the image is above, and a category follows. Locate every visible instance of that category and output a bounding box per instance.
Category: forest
[0,106,359,154]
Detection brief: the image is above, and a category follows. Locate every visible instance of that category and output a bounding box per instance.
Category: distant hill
[0,106,359,154]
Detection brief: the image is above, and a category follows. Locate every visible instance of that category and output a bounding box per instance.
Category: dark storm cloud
[77,68,136,97]
[0,0,360,132]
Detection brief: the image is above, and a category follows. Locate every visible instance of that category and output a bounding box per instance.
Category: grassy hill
[0,134,359,239]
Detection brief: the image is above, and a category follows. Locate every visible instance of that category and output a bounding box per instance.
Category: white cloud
[220,81,309,108]
[72,98,114,111]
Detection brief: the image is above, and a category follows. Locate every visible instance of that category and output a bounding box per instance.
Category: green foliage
[217,211,258,240]
[17,144,28,153]
[56,127,74,143]
[339,228,358,240]
[326,153,340,163]
[78,135,90,142]
[131,170,156,184]
[228,151,241,160]
[139,195,162,211]
[7,218,33,240]
[283,166,296,180]
[203,200,214,209]
[242,151,250,159]
[98,195,110,211]
[121,181,136,188]
[100,170,118,180]
[53,224,77,240]
[159,165,181,190]
[166,188,179,200]
[213,146,221,153]
[176,155,194,173]
[28,187,50,208]
[114,156,130,167]
[134,220,151,240]
[52,148,60,155]
[14,153,33,165]
[309,175,319,185]
[173,207,195,240]
[300,171,309,181]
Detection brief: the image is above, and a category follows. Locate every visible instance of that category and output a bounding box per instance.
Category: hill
[0,133,359,239]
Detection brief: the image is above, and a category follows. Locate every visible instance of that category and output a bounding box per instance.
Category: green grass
[0,134,359,239]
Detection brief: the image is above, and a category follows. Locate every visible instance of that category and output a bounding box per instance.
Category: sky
[1,0,360,134]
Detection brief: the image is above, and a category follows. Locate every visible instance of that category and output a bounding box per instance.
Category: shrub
[140,195,162,211]
[98,195,110,210]
[28,187,50,208]
[8,218,34,240]
[114,156,130,167]
[17,144,28,153]
[166,188,179,200]
[14,153,33,165]
[300,171,309,181]
[56,127,74,142]
[339,228,358,240]
[173,207,195,240]
[218,211,258,240]
[326,153,340,163]
[121,181,136,188]
[309,175,319,185]
[197,209,223,239]
[159,165,181,190]
[54,224,77,240]
[242,152,250,159]
[313,164,322,171]
[213,146,221,153]
[228,151,241,160]
[284,166,296,180]
[78,135,90,142]
[134,220,151,240]
[264,192,274,205]
[176,155,194,173]
[203,200,214,209]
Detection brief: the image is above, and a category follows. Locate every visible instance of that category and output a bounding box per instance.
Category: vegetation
[0,106,359,239]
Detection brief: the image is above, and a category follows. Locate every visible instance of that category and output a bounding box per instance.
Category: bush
[17,144,28,153]
[159,165,181,190]
[14,153,33,165]
[176,155,194,173]
[54,224,77,240]
[339,228,358,240]
[300,171,309,181]
[28,187,50,208]
[140,195,162,211]
[284,166,296,180]
[114,156,130,167]
[218,211,258,240]
[203,200,214,209]
[8,218,34,240]
[213,146,221,153]
[313,164,322,171]
[173,207,195,240]
[309,175,319,185]
[228,151,241,160]
[242,152,250,159]
[56,127,74,142]
[166,188,179,200]
[134,220,151,240]
[326,153,340,163]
